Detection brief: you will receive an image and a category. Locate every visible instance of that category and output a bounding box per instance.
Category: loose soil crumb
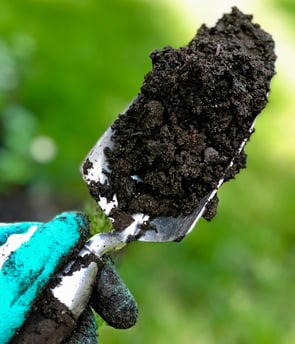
[87,7,276,221]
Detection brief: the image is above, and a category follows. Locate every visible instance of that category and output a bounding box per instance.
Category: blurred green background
[0,0,294,343]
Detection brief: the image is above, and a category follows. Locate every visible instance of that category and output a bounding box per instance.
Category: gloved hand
[0,212,138,344]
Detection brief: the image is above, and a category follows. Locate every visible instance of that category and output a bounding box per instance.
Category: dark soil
[87,7,276,221]
[11,292,76,344]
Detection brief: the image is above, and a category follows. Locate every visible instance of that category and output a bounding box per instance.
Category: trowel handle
[12,249,100,344]
[12,232,126,343]
[10,307,76,344]
[49,231,125,319]
[51,248,100,319]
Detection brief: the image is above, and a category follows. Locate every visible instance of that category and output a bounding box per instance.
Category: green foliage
[0,0,186,199]
[84,199,113,236]
[0,38,38,191]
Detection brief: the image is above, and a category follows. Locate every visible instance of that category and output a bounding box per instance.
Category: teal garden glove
[0,212,138,344]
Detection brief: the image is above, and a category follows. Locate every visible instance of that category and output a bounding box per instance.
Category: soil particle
[83,158,93,176]
[89,7,276,221]
[109,208,134,231]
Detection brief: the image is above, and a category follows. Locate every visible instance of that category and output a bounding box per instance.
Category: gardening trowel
[14,6,277,342]
[51,8,276,334]
[50,104,256,327]
[12,107,259,344]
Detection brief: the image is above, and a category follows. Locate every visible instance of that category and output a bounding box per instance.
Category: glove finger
[90,256,138,329]
[64,306,98,344]
[0,211,89,344]
[0,222,41,246]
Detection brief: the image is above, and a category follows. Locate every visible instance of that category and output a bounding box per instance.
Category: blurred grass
[0,0,294,343]
[0,0,188,198]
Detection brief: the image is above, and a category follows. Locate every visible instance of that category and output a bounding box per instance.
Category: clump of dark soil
[88,7,276,221]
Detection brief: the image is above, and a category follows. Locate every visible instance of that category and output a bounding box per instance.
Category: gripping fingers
[90,257,138,330]
[0,212,89,344]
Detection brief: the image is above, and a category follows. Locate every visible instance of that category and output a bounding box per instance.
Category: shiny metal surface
[51,248,98,319]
